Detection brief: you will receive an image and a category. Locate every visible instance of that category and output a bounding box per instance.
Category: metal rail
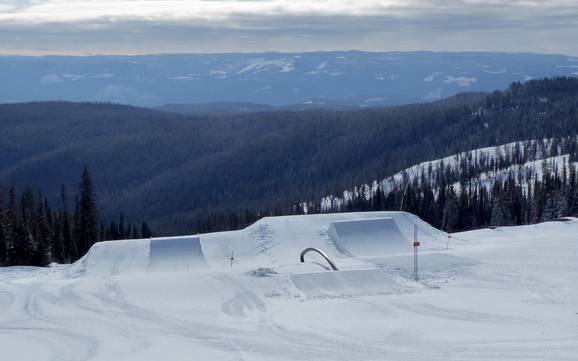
[300,247,339,271]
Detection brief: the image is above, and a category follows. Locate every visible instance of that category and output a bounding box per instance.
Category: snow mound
[68,239,150,277]
[69,236,207,276]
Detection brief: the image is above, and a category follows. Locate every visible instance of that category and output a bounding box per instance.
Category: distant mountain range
[1,51,578,107]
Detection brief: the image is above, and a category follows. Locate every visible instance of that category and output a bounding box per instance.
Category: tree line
[0,166,153,267]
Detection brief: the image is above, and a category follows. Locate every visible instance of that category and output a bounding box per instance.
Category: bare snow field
[1,212,577,360]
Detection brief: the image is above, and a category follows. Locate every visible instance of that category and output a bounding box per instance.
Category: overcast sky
[0,0,577,55]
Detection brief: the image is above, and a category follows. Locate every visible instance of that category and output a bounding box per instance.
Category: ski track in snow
[1,213,578,360]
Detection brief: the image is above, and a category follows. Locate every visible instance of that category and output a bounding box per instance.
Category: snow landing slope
[1,212,578,361]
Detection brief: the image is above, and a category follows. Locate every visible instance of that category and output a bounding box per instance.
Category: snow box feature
[327,217,411,257]
[148,236,207,272]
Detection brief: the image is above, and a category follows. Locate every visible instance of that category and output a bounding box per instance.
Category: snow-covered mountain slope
[1,212,577,360]
[1,51,578,106]
[320,137,578,212]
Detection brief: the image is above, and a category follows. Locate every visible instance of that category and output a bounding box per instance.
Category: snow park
[1,211,577,361]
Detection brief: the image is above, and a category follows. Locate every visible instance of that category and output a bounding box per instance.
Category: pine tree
[532,178,543,223]
[131,224,139,239]
[567,158,577,216]
[17,188,42,266]
[442,187,459,232]
[34,192,52,265]
[119,211,126,239]
[141,222,153,238]
[77,165,98,256]
[490,192,512,227]
[5,187,19,265]
[60,185,75,262]
[0,183,6,266]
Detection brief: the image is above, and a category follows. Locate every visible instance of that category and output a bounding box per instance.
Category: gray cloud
[0,0,576,55]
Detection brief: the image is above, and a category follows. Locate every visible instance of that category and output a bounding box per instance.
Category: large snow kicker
[327,217,410,257]
[68,235,208,276]
[148,236,207,272]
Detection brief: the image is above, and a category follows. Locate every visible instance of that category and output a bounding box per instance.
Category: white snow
[168,75,199,81]
[364,97,387,103]
[39,74,63,84]
[237,58,295,74]
[2,212,578,360]
[209,70,228,79]
[424,72,442,82]
[377,73,399,81]
[61,73,86,81]
[90,73,115,79]
[483,69,507,74]
[444,76,477,87]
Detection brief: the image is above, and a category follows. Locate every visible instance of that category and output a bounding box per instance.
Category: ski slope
[1,212,577,361]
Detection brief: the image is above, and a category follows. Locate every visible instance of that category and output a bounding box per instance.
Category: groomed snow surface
[1,211,577,360]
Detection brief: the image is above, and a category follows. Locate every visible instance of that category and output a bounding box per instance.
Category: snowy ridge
[473,154,575,192]
[320,137,578,212]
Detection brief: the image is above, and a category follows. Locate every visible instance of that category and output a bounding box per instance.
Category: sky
[0,0,577,56]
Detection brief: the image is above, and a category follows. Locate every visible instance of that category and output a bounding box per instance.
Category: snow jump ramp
[327,217,410,257]
[69,236,207,276]
[148,236,207,272]
[326,213,444,257]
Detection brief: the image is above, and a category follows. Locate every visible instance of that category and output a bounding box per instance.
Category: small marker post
[230,250,235,268]
[447,234,452,249]
[413,225,420,281]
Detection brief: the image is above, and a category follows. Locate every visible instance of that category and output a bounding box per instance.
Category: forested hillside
[313,137,578,232]
[1,77,577,235]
